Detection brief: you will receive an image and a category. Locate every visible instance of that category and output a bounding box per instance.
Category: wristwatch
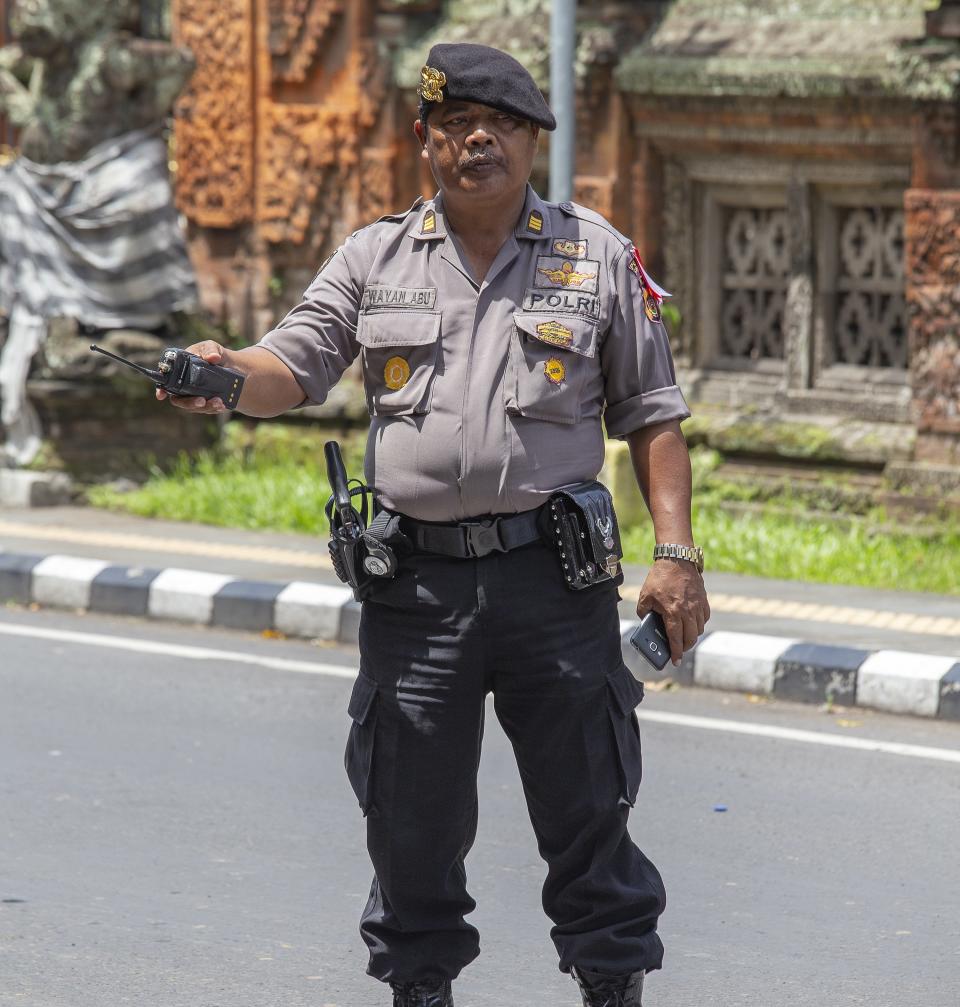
[653,543,704,574]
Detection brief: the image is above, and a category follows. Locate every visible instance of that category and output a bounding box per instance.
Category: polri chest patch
[534,255,600,295]
[522,288,601,320]
[362,286,438,310]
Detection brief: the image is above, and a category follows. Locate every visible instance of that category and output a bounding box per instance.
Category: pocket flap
[606,664,645,716]
[513,313,597,357]
[357,310,441,348]
[348,672,379,723]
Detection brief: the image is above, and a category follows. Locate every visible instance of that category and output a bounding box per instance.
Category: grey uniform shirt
[259,185,690,522]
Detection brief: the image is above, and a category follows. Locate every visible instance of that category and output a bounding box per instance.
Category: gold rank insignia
[544,357,566,385]
[418,66,447,103]
[527,210,544,234]
[421,209,437,234]
[538,259,597,288]
[384,356,411,391]
[553,238,587,258]
[535,320,574,348]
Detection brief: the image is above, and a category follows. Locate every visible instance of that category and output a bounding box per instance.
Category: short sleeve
[257,233,369,406]
[599,245,691,439]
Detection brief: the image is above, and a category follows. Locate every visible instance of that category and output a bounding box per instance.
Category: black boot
[390,978,454,1007]
[571,966,644,1007]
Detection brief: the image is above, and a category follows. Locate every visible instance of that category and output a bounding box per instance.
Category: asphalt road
[1,607,959,1007]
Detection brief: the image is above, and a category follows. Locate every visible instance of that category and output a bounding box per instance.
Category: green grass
[87,431,960,596]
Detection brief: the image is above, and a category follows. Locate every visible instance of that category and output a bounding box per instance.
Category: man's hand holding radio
[157,341,306,417]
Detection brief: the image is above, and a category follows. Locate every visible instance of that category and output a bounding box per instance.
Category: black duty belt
[403,508,543,559]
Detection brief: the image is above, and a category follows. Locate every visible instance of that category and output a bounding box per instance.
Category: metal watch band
[653,543,704,573]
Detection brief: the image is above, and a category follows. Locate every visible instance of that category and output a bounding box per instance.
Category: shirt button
[560,201,574,211]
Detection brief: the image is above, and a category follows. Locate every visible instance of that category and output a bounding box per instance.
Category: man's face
[414,100,539,202]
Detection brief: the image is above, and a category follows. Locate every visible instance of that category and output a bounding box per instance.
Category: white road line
[3,621,959,764]
[636,710,960,765]
[0,623,357,678]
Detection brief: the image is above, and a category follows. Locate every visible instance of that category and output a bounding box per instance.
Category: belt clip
[463,518,506,558]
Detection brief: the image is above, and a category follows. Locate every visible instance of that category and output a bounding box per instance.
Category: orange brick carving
[173,0,255,228]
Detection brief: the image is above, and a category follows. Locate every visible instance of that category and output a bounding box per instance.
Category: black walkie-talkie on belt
[324,441,399,600]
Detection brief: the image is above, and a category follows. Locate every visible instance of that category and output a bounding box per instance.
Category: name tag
[362,286,438,310]
[522,288,601,319]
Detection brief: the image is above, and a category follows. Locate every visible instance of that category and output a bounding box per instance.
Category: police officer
[159,42,710,1007]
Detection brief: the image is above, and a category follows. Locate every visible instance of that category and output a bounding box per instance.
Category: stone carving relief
[174,0,255,227]
[258,38,387,248]
[720,207,788,360]
[832,206,907,369]
[0,0,194,163]
[270,0,345,83]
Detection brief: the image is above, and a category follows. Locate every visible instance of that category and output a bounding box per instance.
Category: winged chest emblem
[537,259,597,288]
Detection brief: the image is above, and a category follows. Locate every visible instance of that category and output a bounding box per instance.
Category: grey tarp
[0,126,197,464]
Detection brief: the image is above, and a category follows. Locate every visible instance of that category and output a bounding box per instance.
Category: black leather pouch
[540,481,625,590]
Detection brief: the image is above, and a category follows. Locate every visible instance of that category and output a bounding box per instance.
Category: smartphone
[628,611,671,671]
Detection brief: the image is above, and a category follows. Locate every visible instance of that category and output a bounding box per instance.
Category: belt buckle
[463,518,506,558]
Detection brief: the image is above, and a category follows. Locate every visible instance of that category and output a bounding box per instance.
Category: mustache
[460,151,503,168]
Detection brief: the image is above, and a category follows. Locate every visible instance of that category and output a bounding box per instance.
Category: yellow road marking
[0,520,331,570]
[620,585,960,638]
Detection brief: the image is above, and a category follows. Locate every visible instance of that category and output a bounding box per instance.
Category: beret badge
[418,65,447,103]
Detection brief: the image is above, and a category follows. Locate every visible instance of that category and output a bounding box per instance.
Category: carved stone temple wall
[169,0,960,475]
[171,0,421,346]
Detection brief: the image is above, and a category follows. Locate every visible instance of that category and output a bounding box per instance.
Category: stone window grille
[719,206,789,362]
[816,202,908,378]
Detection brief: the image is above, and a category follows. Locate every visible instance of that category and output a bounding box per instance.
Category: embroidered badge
[535,256,600,293]
[362,286,438,310]
[544,357,566,385]
[629,246,671,319]
[527,210,544,234]
[418,66,447,103]
[642,285,661,322]
[535,320,574,348]
[421,209,437,235]
[522,289,601,320]
[553,238,588,258]
[384,356,411,391]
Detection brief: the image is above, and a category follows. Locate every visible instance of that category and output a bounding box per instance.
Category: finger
[682,612,699,652]
[168,395,207,411]
[189,340,223,363]
[663,610,684,665]
[156,387,168,401]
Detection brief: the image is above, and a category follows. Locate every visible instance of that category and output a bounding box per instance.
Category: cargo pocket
[606,664,645,807]
[344,671,379,816]
[356,309,442,416]
[504,312,598,424]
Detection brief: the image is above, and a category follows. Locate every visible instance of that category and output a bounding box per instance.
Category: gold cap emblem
[418,66,447,103]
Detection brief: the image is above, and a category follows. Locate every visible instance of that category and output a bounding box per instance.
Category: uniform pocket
[606,663,645,807]
[505,312,598,424]
[356,309,442,416]
[344,671,380,816]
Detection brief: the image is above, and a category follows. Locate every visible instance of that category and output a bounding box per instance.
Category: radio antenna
[89,344,163,383]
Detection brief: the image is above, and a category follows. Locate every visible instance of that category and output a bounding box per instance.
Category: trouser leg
[346,555,486,984]
[488,544,667,975]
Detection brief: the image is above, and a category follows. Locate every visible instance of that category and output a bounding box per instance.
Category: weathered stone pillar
[783,176,814,394]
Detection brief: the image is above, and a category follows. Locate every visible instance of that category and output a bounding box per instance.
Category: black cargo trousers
[343,538,666,984]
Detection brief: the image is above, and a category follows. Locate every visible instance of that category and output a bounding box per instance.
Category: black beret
[418,43,556,131]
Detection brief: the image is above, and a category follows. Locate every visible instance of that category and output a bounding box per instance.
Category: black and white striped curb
[3,551,958,722]
[620,625,960,723]
[0,550,360,645]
